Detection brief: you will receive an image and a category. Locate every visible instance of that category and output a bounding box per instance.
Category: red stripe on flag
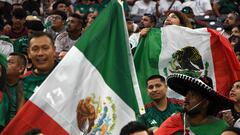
[1,101,69,135]
[208,28,240,97]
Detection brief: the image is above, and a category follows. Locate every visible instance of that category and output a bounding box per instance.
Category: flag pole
[118,0,145,115]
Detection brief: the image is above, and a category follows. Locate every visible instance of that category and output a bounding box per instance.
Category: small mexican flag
[134,26,240,103]
[2,1,144,134]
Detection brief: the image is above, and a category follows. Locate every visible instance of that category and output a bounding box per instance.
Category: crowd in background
[0,0,240,134]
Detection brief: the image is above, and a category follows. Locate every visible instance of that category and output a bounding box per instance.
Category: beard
[223,24,234,31]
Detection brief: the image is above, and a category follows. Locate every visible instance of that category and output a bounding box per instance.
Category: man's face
[140,16,154,28]
[130,131,149,135]
[57,3,67,12]
[147,78,167,100]
[127,21,134,34]
[7,55,24,76]
[164,13,181,26]
[12,16,25,29]
[224,13,237,30]
[184,90,205,115]
[67,17,82,33]
[28,35,56,73]
[51,15,64,29]
[229,81,240,102]
[231,27,240,36]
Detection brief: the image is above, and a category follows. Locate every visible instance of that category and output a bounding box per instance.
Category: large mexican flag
[2,1,144,134]
[134,26,240,103]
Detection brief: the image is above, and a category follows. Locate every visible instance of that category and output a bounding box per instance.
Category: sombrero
[167,73,233,108]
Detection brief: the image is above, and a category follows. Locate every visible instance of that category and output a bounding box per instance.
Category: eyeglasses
[51,15,62,20]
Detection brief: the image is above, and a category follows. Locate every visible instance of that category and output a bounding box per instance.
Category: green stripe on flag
[134,28,162,103]
[75,1,140,112]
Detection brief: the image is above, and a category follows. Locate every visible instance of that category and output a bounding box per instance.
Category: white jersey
[158,0,182,15]
[131,0,156,16]
[55,32,78,53]
[0,35,13,56]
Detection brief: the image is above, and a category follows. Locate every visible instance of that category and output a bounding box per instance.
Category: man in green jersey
[6,52,26,123]
[138,75,183,130]
[22,32,56,100]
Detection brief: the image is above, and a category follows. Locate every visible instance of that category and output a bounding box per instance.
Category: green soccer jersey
[6,83,17,123]
[0,91,9,129]
[22,71,49,100]
[13,36,29,54]
[138,98,183,128]
[190,118,229,135]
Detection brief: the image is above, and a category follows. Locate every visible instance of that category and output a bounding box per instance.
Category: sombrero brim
[167,74,233,108]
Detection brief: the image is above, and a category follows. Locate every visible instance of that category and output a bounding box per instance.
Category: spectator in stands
[229,35,240,49]
[45,10,67,39]
[0,24,13,56]
[82,12,98,32]
[0,53,8,132]
[182,0,213,16]
[220,80,240,127]
[0,0,12,23]
[52,0,68,13]
[14,15,44,54]
[129,13,156,50]
[22,32,57,100]
[6,52,26,123]
[133,11,191,51]
[221,127,240,135]
[213,0,239,17]
[156,0,182,17]
[126,17,138,37]
[232,25,240,37]
[222,12,240,39]
[74,0,100,17]
[164,11,192,28]
[7,8,28,40]
[181,6,208,29]
[22,0,41,16]
[120,121,152,135]
[55,13,83,58]
[138,75,183,131]
[130,0,156,16]
[155,74,232,135]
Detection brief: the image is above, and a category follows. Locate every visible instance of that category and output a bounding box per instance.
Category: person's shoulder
[21,71,34,79]
[56,32,68,41]
[168,98,184,106]
[0,35,13,44]
[144,102,155,109]
[135,0,143,5]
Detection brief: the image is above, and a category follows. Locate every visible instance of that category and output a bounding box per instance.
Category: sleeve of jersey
[54,35,64,53]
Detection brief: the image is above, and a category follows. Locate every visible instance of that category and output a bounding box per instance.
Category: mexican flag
[134,26,240,103]
[2,1,144,135]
